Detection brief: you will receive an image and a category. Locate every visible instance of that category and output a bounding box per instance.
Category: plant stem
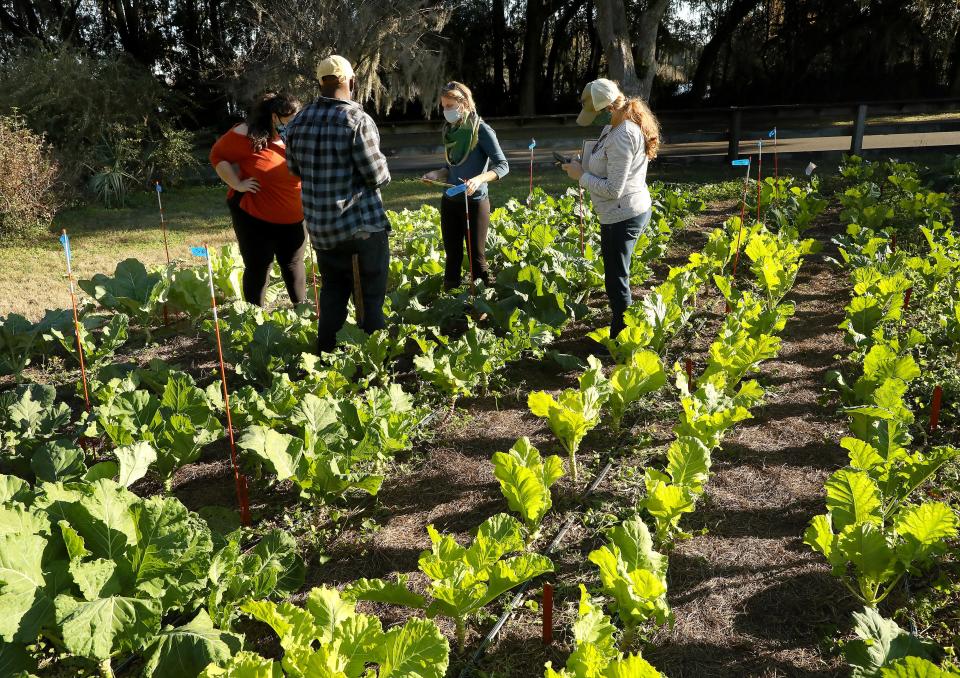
[455,617,466,651]
[100,659,115,678]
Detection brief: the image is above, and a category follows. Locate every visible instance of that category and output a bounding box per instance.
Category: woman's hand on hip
[235,177,260,193]
[562,160,584,181]
[421,169,443,183]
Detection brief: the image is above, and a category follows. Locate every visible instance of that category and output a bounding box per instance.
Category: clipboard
[582,139,598,164]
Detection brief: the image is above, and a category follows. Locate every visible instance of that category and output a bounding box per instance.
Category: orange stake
[198,243,251,525]
[156,182,171,325]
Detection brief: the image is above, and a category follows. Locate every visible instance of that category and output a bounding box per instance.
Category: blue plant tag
[155,182,163,193]
[190,246,208,258]
[529,139,536,150]
[445,183,468,198]
[731,158,750,166]
[59,233,71,265]
[768,128,776,138]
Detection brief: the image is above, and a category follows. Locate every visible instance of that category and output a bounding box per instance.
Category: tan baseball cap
[317,55,355,81]
[576,79,622,126]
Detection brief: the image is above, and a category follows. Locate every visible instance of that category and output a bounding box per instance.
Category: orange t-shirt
[209,125,304,224]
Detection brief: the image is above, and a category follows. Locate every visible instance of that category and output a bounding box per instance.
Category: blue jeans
[600,211,651,337]
[316,230,390,352]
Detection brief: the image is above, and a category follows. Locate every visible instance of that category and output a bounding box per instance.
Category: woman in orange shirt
[209,92,306,306]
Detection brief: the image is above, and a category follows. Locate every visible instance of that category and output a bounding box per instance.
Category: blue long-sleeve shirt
[445,121,509,201]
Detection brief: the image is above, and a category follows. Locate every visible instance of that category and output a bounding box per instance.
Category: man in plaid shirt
[286,54,392,352]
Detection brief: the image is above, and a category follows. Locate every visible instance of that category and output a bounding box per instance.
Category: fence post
[850,104,868,155]
[727,108,742,161]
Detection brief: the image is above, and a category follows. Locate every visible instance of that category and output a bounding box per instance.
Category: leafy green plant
[0,384,72,475]
[608,350,666,430]
[199,586,449,678]
[206,530,305,632]
[544,584,663,678]
[844,606,939,678]
[804,469,958,606]
[344,513,553,650]
[491,437,564,541]
[78,258,166,335]
[587,517,671,647]
[0,476,214,677]
[46,313,130,373]
[640,436,712,544]
[528,356,610,481]
[93,372,223,488]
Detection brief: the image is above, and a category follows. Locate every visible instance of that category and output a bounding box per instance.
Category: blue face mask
[276,122,288,142]
[443,107,462,124]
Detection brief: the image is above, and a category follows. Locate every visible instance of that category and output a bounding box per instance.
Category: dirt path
[647,210,854,677]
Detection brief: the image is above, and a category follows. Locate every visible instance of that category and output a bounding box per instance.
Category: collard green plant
[200,586,449,678]
[0,476,213,678]
[78,258,166,334]
[47,313,130,373]
[608,350,666,430]
[544,584,664,678]
[844,606,939,678]
[0,384,72,475]
[528,356,609,481]
[491,437,564,540]
[587,517,671,648]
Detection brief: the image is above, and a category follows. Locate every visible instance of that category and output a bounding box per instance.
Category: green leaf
[236,427,307,481]
[880,656,960,678]
[341,576,428,609]
[378,617,450,678]
[894,502,958,566]
[826,470,882,530]
[142,609,243,678]
[114,442,157,487]
[54,594,161,660]
[0,533,54,643]
[845,606,938,677]
[199,651,282,678]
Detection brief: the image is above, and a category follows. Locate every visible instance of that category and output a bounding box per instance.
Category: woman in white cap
[421,81,509,290]
[562,78,661,339]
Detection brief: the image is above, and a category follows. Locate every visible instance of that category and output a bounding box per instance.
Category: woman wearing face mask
[562,79,661,339]
[421,81,509,289]
[209,92,306,306]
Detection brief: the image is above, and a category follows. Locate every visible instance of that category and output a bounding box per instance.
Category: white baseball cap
[576,79,622,126]
[317,55,355,82]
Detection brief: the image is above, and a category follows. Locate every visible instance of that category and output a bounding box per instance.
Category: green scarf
[442,111,481,166]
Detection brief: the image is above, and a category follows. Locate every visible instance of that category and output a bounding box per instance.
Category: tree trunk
[690,0,760,102]
[492,0,507,105]
[519,0,549,114]
[594,0,640,94]
[544,0,585,103]
[634,0,671,100]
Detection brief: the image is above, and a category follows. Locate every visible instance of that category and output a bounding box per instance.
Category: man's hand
[235,177,260,193]
[465,176,484,196]
[562,160,584,181]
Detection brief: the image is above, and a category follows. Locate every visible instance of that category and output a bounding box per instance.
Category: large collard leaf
[30,440,86,483]
[130,494,213,609]
[54,593,161,660]
[893,502,958,566]
[378,617,450,678]
[0,640,35,676]
[641,469,696,543]
[0,533,56,643]
[114,442,157,488]
[142,609,243,678]
[826,470,882,530]
[664,436,711,494]
[845,607,938,677]
[237,427,308,482]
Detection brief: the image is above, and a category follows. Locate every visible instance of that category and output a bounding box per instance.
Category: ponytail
[246,92,301,152]
[612,95,661,160]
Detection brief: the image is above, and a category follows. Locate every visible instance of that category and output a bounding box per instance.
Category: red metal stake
[732,159,751,276]
[463,188,475,299]
[756,142,763,224]
[903,287,912,312]
[685,357,694,391]
[930,385,943,433]
[891,233,897,253]
[309,246,321,318]
[202,243,251,525]
[542,583,553,645]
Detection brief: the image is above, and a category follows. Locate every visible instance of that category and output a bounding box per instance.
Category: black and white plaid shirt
[286,97,391,250]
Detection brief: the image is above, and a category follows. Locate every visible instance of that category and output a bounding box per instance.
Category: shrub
[0,114,61,240]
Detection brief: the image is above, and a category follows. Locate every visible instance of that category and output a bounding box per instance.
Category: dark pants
[600,211,651,337]
[440,195,491,288]
[315,230,390,353]
[228,196,307,306]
